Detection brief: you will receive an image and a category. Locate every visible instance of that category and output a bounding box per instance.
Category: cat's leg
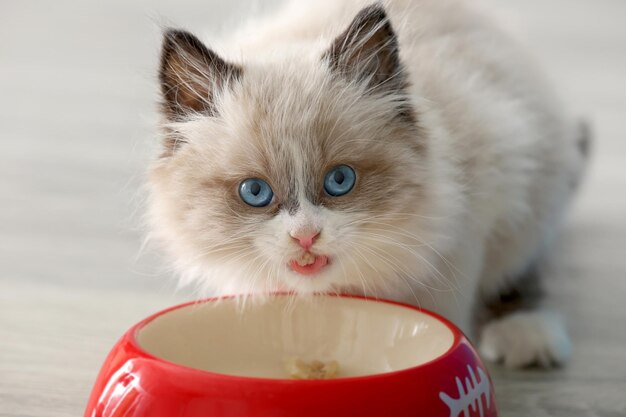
[475,122,590,369]
[476,265,571,368]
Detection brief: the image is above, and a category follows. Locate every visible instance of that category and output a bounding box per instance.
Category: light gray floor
[1,1,625,416]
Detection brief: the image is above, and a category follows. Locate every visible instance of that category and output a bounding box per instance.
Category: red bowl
[84,294,497,417]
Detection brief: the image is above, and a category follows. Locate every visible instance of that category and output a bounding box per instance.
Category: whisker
[352,241,457,294]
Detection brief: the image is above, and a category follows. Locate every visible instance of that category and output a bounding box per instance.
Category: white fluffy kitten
[148,0,589,368]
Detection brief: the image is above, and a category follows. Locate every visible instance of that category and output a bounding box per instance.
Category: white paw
[479,311,571,368]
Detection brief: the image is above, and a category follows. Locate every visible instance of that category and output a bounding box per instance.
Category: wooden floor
[1,1,625,416]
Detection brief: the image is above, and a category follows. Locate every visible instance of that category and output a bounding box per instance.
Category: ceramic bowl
[84,294,497,417]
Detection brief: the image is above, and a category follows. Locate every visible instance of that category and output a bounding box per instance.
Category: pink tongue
[289,255,328,276]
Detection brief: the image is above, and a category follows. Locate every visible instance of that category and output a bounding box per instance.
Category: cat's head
[149,5,453,298]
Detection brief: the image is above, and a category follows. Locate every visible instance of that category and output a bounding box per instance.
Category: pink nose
[290,231,320,250]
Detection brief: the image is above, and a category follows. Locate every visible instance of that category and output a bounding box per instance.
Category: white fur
[148,0,587,368]
[479,311,572,368]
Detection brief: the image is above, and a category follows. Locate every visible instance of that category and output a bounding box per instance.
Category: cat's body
[149,0,588,368]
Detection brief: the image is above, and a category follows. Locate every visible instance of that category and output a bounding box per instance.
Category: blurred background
[1,0,624,416]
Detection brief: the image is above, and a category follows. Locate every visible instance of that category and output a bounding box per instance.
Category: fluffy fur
[148,0,588,368]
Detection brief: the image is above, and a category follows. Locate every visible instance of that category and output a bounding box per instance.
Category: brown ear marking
[325,4,407,95]
[324,4,415,124]
[159,29,242,121]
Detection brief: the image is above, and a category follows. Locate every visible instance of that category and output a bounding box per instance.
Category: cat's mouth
[288,252,329,276]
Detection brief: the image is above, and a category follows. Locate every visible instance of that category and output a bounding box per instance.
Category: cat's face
[149,6,447,297]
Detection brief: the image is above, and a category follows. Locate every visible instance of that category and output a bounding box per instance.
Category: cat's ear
[324,4,406,94]
[159,29,242,120]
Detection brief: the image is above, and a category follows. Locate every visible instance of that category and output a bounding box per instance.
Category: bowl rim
[128,293,463,385]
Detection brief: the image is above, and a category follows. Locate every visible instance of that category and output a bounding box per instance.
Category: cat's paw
[478,310,571,369]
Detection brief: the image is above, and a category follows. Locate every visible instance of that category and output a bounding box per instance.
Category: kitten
[148,0,589,368]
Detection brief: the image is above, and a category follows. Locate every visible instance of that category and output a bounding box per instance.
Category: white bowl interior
[136,296,454,378]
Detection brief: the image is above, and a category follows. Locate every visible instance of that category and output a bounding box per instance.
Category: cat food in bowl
[84,295,497,417]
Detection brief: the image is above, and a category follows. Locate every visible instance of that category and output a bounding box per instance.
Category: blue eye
[239,178,273,207]
[324,165,356,197]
